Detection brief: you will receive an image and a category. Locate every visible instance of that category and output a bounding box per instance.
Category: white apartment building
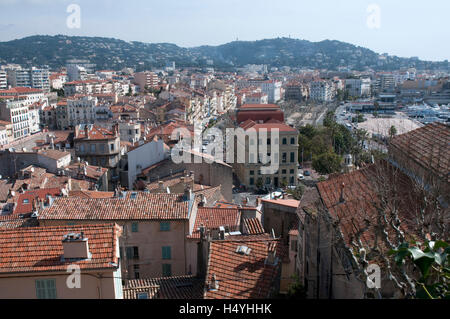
[133,72,159,90]
[261,80,282,103]
[119,121,141,144]
[66,64,88,82]
[66,96,112,127]
[345,78,371,98]
[0,97,31,140]
[6,67,50,92]
[0,71,7,90]
[30,67,50,92]
[310,81,333,102]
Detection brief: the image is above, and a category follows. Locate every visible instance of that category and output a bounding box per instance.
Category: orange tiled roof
[68,190,115,199]
[75,124,116,140]
[243,218,265,235]
[39,192,192,221]
[204,237,282,299]
[390,122,449,182]
[261,199,300,209]
[189,207,241,239]
[316,162,426,247]
[14,188,62,215]
[0,224,122,274]
[123,276,204,299]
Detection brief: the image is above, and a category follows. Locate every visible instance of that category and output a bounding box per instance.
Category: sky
[0,0,449,61]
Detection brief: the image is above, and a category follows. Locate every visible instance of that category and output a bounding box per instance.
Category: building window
[131,222,139,233]
[249,178,255,186]
[282,153,287,163]
[290,152,295,163]
[162,264,172,277]
[291,137,296,145]
[290,169,295,174]
[90,144,96,152]
[249,170,254,176]
[137,292,148,299]
[35,279,57,299]
[162,246,172,260]
[160,222,170,231]
[126,246,139,260]
[282,169,287,175]
[283,138,287,145]
[110,144,115,151]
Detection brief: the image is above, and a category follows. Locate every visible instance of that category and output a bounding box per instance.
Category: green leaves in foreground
[389,240,449,299]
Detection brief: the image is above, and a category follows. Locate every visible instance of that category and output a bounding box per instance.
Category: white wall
[127,139,168,188]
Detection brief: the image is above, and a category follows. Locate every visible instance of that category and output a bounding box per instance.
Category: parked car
[298,174,305,180]
[304,171,311,177]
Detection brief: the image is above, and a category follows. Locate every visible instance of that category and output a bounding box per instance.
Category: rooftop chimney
[183,186,192,202]
[158,180,165,192]
[219,226,225,240]
[62,232,91,260]
[265,246,278,266]
[209,274,219,291]
[339,183,345,203]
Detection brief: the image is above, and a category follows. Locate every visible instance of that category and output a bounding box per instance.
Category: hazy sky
[0,0,449,61]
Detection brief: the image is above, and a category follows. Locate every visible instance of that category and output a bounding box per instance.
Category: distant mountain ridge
[0,35,447,72]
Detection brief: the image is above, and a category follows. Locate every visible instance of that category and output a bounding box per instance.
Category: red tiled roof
[189,208,241,239]
[0,224,122,274]
[68,191,115,199]
[243,218,265,235]
[0,87,42,95]
[316,162,426,247]
[195,185,225,206]
[14,188,62,215]
[389,122,449,182]
[75,124,116,140]
[261,199,300,209]
[204,237,282,299]
[239,119,297,133]
[39,192,192,221]
[123,276,204,299]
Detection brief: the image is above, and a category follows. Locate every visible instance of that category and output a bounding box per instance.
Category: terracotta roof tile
[390,122,449,182]
[0,224,121,274]
[39,192,192,221]
[189,208,241,239]
[243,218,265,235]
[123,276,204,299]
[204,237,281,299]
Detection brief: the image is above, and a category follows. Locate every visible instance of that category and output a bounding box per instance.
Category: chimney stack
[84,125,89,138]
[339,183,345,203]
[62,233,91,260]
[158,181,165,192]
[183,186,192,202]
[265,245,278,266]
[209,274,219,291]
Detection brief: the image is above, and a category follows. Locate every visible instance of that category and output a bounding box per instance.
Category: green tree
[312,152,342,174]
[286,275,307,299]
[389,240,449,299]
[288,184,305,200]
[389,125,398,139]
